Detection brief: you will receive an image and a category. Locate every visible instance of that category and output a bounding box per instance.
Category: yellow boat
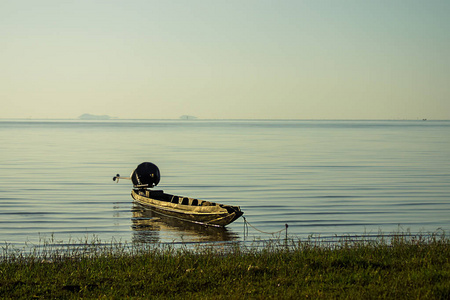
[113,162,243,227]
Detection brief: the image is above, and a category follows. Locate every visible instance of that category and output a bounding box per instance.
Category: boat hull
[131,189,243,227]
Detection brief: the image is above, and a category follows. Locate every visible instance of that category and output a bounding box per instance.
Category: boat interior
[135,189,218,207]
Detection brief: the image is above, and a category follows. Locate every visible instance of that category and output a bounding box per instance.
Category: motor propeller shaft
[113,174,131,182]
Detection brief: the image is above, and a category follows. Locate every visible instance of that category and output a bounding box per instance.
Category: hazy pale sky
[1,0,449,119]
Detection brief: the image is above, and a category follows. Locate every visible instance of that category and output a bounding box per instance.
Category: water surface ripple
[1,120,449,246]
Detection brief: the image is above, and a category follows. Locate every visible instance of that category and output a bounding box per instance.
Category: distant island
[179,115,198,120]
[78,113,115,120]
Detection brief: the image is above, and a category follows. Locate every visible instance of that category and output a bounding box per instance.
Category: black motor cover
[131,162,161,187]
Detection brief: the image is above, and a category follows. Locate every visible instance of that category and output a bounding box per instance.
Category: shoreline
[2,233,449,298]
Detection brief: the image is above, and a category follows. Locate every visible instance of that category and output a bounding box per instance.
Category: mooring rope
[243,216,288,238]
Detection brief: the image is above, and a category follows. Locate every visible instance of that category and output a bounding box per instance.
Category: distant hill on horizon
[79,113,115,120]
[179,115,198,120]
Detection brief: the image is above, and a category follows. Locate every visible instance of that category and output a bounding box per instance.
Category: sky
[1,0,449,120]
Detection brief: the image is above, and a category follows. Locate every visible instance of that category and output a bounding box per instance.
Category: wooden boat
[113,162,243,227]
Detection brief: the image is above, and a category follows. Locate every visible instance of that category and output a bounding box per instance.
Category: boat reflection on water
[131,203,240,244]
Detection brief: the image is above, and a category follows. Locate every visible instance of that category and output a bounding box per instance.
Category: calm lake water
[1,120,449,247]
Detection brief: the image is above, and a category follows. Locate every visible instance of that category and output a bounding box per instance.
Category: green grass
[1,232,449,299]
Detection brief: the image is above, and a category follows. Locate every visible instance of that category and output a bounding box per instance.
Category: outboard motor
[131,162,161,188]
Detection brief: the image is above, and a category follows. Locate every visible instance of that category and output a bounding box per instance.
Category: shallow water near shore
[1,119,449,248]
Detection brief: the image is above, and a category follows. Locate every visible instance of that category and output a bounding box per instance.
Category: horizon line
[0,117,445,121]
